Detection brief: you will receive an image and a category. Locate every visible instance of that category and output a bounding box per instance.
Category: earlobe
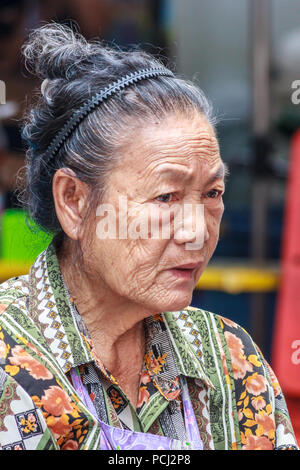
[52,168,88,241]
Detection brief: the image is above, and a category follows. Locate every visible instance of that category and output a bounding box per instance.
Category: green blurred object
[0,209,53,262]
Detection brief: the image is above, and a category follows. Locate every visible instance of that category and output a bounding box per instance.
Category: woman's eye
[156,193,174,203]
[206,189,222,199]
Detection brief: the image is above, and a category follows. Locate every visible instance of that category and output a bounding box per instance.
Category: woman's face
[83,112,225,312]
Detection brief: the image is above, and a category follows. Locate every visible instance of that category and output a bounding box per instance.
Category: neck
[57,244,156,374]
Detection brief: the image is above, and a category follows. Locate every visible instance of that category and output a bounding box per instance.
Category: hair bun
[22,23,92,80]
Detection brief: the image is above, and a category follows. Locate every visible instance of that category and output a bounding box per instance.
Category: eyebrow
[154,167,191,181]
[207,162,229,185]
[155,161,229,183]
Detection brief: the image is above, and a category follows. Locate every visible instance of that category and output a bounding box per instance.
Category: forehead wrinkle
[146,130,218,155]
[137,138,221,187]
[153,164,193,182]
[119,118,221,190]
[138,160,191,188]
[143,135,220,171]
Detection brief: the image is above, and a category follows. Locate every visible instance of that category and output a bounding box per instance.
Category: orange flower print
[220,316,238,329]
[61,440,79,450]
[140,371,151,385]
[145,350,168,375]
[153,314,163,322]
[151,356,162,374]
[0,339,9,359]
[42,385,73,416]
[137,386,150,408]
[251,396,267,411]
[215,330,229,377]
[9,345,53,380]
[255,411,275,439]
[4,364,19,376]
[166,389,181,400]
[46,414,72,438]
[20,414,38,434]
[225,331,253,380]
[265,363,281,398]
[244,373,268,396]
[110,389,124,409]
[242,435,273,450]
[27,342,43,357]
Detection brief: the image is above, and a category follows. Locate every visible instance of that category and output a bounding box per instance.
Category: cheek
[100,238,168,289]
[121,203,171,264]
[94,199,170,270]
[111,240,170,301]
[206,203,224,237]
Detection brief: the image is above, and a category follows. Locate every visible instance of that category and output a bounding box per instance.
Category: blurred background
[0,0,300,443]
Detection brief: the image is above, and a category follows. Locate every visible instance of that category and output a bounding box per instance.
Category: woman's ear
[52,168,89,240]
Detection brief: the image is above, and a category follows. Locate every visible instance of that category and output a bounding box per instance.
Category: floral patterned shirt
[0,241,298,450]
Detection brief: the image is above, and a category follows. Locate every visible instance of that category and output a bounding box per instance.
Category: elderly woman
[0,24,298,451]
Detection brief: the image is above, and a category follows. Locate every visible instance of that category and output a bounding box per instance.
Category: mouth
[168,260,204,280]
[173,262,204,270]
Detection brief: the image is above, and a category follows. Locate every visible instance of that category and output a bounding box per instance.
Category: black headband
[43,66,174,164]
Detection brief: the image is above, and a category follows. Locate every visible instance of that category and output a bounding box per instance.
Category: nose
[173,203,209,249]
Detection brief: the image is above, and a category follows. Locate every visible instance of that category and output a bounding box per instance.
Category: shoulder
[184,305,258,357]
[0,275,30,315]
[182,308,299,450]
[183,305,272,388]
[184,306,275,401]
[0,275,36,345]
[184,305,244,332]
[0,274,51,379]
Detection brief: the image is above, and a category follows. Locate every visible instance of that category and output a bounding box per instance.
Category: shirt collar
[28,240,214,390]
[162,311,215,389]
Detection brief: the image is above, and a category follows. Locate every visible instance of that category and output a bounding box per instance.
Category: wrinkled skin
[81,112,225,314]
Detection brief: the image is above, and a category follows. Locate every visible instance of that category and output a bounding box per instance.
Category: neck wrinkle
[57,245,156,374]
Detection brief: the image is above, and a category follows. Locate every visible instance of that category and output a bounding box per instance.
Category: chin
[154,291,193,313]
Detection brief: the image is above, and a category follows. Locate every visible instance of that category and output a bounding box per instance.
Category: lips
[167,263,203,281]
[173,261,204,270]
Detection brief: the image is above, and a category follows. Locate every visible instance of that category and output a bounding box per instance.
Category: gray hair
[20,23,215,243]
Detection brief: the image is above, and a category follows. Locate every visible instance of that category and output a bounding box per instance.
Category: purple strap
[180,375,203,446]
[70,367,203,450]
